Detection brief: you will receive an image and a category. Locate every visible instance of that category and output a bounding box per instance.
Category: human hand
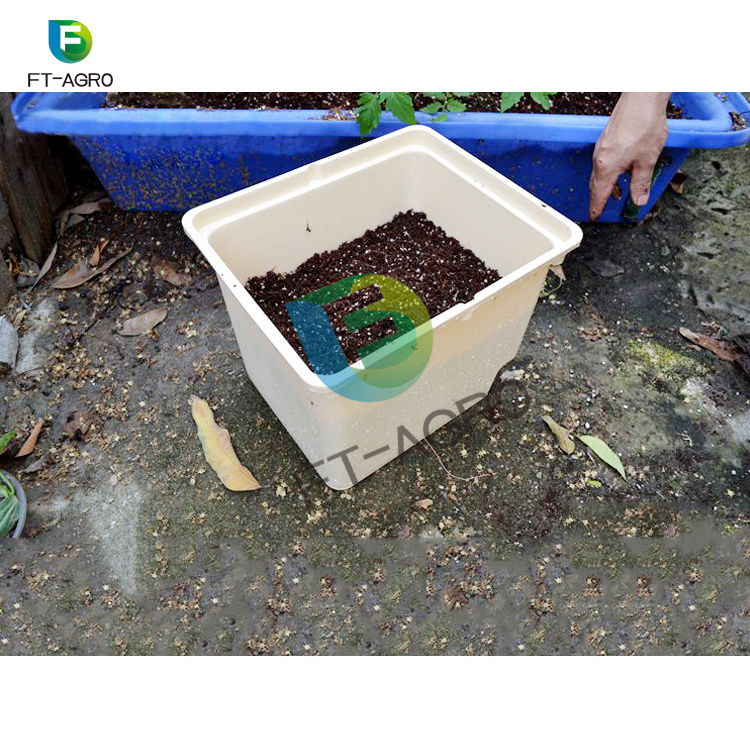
[588,92,671,221]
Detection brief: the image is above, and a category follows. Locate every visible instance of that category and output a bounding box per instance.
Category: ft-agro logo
[48,20,92,63]
[286,274,433,402]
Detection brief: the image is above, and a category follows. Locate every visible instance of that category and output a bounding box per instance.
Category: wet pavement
[1,142,750,654]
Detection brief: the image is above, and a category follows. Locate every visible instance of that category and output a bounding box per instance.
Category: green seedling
[0,471,19,537]
[356,92,416,137]
[0,430,15,455]
[419,92,475,121]
[500,92,557,113]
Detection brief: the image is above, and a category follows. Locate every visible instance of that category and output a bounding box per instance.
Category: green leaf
[500,92,524,113]
[356,92,382,137]
[434,113,448,122]
[0,488,19,537]
[578,435,626,478]
[384,92,416,125]
[0,430,15,455]
[423,92,445,100]
[542,416,575,455]
[453,92,474,98]
[420,102,442,115]
[446,99,466,113]
[530,92,554,110]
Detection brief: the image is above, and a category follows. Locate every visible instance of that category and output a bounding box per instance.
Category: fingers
[629,160,657,207]
[589,157,621,222]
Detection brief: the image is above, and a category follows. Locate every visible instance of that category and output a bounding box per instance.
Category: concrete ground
[1,142,750,655]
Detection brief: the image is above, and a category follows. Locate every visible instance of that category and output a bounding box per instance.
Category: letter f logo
[49,20,92,63]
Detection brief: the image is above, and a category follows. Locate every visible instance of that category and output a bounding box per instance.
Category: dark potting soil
[245,211,501,371]
[105,92,683,118]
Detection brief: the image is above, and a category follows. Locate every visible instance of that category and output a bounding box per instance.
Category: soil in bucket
[245,211,501,371]
[106,92,684,118]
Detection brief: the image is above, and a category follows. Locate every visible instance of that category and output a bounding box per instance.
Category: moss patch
[628,339,707,395]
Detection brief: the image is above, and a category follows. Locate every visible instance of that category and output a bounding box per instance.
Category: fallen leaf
[118,307,167,336]
[22,458,47,474]
[0,430,15,455]
[542,416,575,455]
[16,418,44,457]
[731,334,750,379]
[89,238,109,267]
[679,327,737,362]
[153,259,191,287]
[62,410,103,441]
[190,395,260,491]
[56,199,111,239]
[549,264,566,281]
[611,184,623,200]
[669,171,688,195]
[584,257,625,278]
[416,498,433,509]
[51,246,133,290]
[69,198,111,216]
[30,242,57,290]
[578,434,626,479]
[578,328,602,342]
[6,254,20,279]
[65,214,86,231]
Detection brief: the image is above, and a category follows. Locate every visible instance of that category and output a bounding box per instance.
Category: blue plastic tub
[12,92,750,221]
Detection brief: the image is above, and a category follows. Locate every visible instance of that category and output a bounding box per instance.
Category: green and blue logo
[286,274,433,402]
[48,20,92,63]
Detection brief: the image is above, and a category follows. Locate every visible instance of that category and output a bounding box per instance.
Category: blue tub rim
[12,91,750,149]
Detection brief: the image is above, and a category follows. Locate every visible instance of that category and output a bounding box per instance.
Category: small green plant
[355,92,559,136]
[356,92,416,137]
[0,473,19,538]
[419,92,475,121]
[0,431,19,538]
[500,92,557,112]
[0,430,14,455]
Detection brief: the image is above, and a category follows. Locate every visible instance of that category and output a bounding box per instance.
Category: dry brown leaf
[416,498,433,509]
[66,214,86,231]
[118,307,167,336]
[679,327,738,362]
[16,418,44,457]
[31,242,58,290]
[153,259,191,287]
[51,246,133,289]
[542,416,575,455]
[549,264,566,281]
[69,198,111,216]
[63,410,103,441]
[584,257,624,278]
[669,171,688,195]
[190,395,260,491]
[579,328,602,342]
[89,238,109,267]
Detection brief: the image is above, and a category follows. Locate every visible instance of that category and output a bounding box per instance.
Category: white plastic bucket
[183,126,582,489]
